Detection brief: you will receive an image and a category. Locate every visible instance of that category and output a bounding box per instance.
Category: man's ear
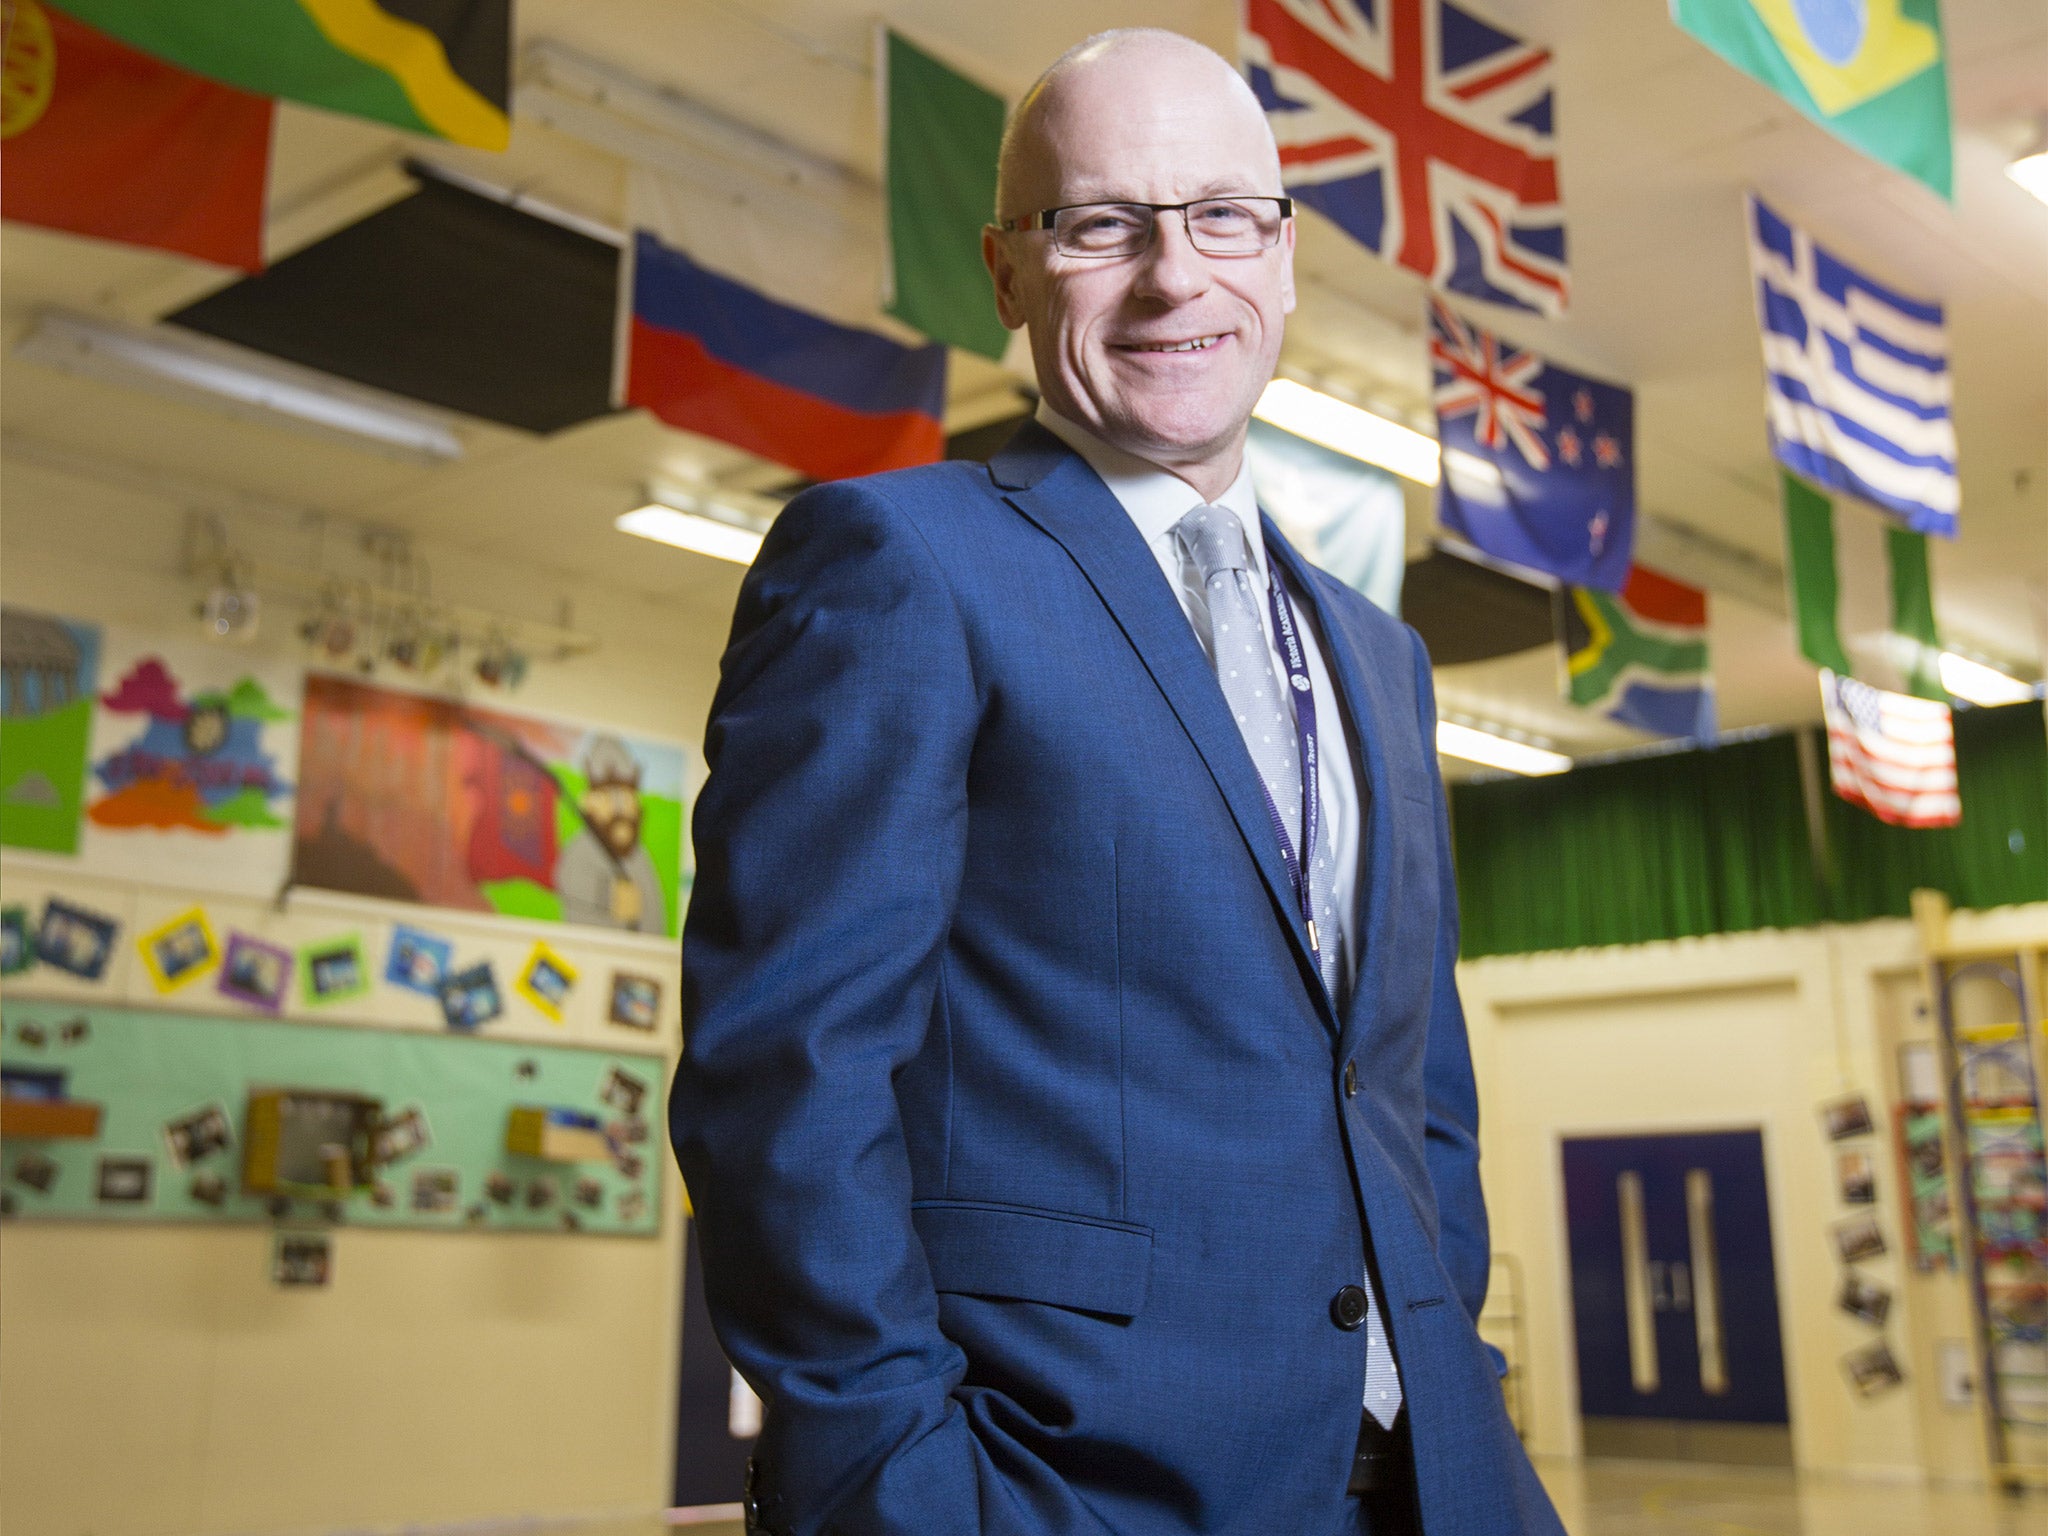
[983,227,1029,331]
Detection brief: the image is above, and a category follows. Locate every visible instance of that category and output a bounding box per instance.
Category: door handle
[1618,1170,1659,1393]
[1686,1169,1730,1395]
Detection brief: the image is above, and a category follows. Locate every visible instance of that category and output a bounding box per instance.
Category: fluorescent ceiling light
[616,503,765,564]
[14,310,463,461]
[1939,651,2036,707]
[1255,378,1441,485]
[1436,720,1571,776]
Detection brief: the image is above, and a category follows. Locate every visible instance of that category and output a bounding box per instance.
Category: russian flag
[625,232,948,481]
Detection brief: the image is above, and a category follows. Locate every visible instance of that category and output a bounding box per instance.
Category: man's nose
[1130,211,1212,305]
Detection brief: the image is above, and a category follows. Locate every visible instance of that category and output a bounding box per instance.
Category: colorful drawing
[138,908,221,993]
[385,923,453,997]
[290,676,685,935]
[440,961,503,1031]
[299,934,370,1006]
[33,898,118,981]
[89,656,292,835]
[607,970,662,1031]
[0,608,100,853]
[217,932,293,1013]
[517,942,578,1022]
[1,906,31,976]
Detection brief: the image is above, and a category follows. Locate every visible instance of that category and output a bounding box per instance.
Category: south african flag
[1558,564,1718,741]
[51,0,510,149]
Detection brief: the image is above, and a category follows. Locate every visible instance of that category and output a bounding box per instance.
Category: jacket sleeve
[670,478,996,1534]
[1406,625,1496,1338]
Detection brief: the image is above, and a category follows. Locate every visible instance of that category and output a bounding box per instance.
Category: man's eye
[1072,210,1145,237]
[1193,203,1255,228]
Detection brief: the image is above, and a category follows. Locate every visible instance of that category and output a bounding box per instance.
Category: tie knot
[1175,504,1251,584]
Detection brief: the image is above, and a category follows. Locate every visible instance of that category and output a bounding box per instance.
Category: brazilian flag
[51,0,510,150]
[1671,0,1950,198]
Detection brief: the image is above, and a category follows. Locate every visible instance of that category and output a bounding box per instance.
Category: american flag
[1242,0,1567,316]
[1820,669,1960,828]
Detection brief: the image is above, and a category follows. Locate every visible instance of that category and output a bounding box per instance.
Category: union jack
[1242,0,1568,315]
[1430,298,1549,468]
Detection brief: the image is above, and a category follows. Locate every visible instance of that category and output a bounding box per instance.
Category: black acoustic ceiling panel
[1401,546,1556,666]
[170,173,620,434]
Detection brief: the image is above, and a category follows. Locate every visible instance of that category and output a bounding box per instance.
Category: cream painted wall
[1,449,733,1536]
[1459,902,2048,1486]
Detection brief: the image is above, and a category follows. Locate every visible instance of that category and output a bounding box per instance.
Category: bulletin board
[0,1000,663,1235]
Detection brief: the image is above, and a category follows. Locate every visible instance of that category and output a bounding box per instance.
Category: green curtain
[1450,702,2047,958]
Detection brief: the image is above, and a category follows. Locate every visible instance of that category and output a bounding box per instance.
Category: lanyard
[1254,569,1323,963]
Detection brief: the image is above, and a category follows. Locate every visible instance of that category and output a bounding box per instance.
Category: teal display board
[0,1001,663,1235]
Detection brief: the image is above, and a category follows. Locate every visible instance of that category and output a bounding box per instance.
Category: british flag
[1242,0,1567,315]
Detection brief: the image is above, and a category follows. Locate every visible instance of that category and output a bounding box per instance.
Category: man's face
[985,54,1295,473]
[582,783,643,857]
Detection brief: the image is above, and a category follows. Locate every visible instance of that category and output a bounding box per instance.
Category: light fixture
[616,489,768,565]
[14,310,464,461]
[1254,378,1441,485]
[2007,119,2048,208]
[1939,651,2037,707]
[1435,720,1572,776]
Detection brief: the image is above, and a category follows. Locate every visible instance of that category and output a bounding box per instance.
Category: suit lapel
[989,423,1334,1025]
[1260,516,1401,1046]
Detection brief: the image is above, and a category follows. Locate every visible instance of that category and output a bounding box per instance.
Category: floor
[642,1457,2045,1534]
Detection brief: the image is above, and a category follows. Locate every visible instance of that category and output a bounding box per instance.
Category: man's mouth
[1121,334,1227,353]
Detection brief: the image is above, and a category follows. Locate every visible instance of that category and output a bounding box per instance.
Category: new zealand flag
[1431,297,1633,591]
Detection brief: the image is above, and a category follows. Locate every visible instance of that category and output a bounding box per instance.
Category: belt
[1346,1409,1411,1495]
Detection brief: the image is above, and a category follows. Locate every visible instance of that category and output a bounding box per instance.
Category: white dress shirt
[1036,402,1366,997]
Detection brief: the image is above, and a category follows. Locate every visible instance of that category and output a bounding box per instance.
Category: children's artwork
[384,924,453,997]
[373,1106,431,1165]
[1821,1094,1875,1140]
[1838,1271,1892,1327]
[1833,1213,1888,1264]
[1897,1103,1957,1271]
[217,933,293,1012]
[516,943,577,1022]
[299,934,370,1006]
[1,906,31,976]
[95,1155,155,1205]
[1,608,101,854]
[1838,1148,1877,1206]
[599,1064,648,1118]
[291,675,687,936]
[410,1168,460,1213]
[34,897,118,981]
[137,908,220,993]
[162,1103,234,1167]
[440,962,503,1031]
[1842,1340,1905,1397]
[272,1230,333,1288]
[608,970,663,1031]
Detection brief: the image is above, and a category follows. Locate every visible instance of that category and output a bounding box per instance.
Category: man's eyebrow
[1053,182,1278,204]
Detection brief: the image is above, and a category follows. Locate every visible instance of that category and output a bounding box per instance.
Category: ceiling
[4,0,2044,763]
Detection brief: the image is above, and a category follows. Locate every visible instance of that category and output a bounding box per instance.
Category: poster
[0,608,101,853]
[290,676,686,936]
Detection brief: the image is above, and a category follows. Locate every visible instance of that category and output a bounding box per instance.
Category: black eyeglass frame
[992,196,1296,257]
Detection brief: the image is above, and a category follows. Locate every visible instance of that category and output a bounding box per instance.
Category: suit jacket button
[1331,1284,1369,1330]
[1343,1060,1358,1098]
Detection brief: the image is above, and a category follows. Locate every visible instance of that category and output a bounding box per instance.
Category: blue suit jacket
[671,422,1563,1535]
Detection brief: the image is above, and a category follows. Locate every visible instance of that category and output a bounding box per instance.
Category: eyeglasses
[994,197,1294,259]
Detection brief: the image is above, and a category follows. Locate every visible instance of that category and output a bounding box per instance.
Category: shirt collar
[1034,401,1267,577]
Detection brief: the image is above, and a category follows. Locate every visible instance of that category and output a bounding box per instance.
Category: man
[554,733,667,932]
[672,29,1562,1536]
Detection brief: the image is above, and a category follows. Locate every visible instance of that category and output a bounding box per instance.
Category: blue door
[1562,1131,1789,1424]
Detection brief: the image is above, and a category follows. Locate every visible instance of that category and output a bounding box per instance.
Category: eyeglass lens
[1051,199,1287,258]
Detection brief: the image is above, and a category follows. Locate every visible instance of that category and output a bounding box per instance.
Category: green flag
[50,0,511,149]
[880,29,1009,360]
[1781,471,1944,699]
[1670,0,1951,198]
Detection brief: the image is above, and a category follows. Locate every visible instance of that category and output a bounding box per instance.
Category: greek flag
[1745,194,1958,538]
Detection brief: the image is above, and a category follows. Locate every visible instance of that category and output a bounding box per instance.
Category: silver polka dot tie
[1174,502,1402,1430]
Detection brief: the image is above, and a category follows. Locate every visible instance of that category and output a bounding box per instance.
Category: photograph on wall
[516,942,577,1022]
[12,1150,58,1194]
[299,934,370,1007]
[1838,1271,1892,1327]
[373,1105,432,1166]
[0,608,101,854]
[410,1168,460,1213]
[94,1155,155,1205]
[1820,1093,1875,1140]
[162,1103,234,1168]
[33,897,118,981]
[1,906,31,976]
[1833,1212,1888,1264]
[84,648,297,894]
[217,933,293,1013]
[607,970,663,1031]
[272,1230,333,1288]
[290,675,686,936]
[1838,1148,1877,1205]
[439,961,504,1031]
[384,923,453,997]
[137,907,221,993]
[1842,1339,1905,1397]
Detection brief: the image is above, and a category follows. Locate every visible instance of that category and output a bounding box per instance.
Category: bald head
[994,30,1281,219]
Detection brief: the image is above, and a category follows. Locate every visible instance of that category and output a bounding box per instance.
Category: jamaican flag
[52,0,510,149]
[1558,564,1718,742]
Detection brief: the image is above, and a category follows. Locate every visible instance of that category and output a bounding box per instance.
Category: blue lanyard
[1255,569,1323,963]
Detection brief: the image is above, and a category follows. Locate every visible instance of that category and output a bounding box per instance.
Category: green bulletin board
[0,1001,664,1235]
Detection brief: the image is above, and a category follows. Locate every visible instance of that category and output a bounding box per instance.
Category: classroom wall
[1,448,731,1536]
[1459,900,2048,1485]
